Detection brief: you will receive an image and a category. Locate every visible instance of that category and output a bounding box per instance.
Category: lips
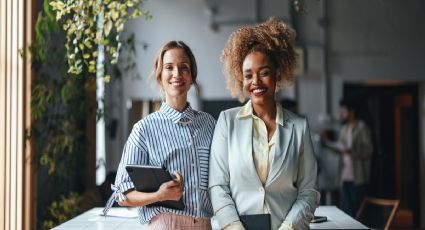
[251,87,267,96]
[169,81,184,87]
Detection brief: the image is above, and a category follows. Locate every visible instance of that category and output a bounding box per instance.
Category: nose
[252,74,260,84]
[172,67,180,78]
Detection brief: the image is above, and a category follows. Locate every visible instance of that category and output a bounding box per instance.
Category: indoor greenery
[30,0,148,228]
[49,0,151,80]
[31,0,95,185]
[40,193,82,229]
[30,0,96,229]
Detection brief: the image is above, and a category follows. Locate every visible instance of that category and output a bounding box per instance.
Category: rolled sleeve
[278,220,294,230]
[103,181,134,216]
[116,138,147,189]
[107,123,149,209]
[210,185,240,228]
[223,220,246,230]
[111,181,135,202]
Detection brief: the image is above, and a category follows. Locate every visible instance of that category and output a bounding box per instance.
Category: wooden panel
[16,0,24,229]
[5,0,12,228]
[24,0,36,228]
[0,0,35,229]
[11,0,19,229]
[0,0,7,228]
[394,95,413,197]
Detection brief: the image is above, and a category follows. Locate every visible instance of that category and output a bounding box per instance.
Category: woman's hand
[118,172,184,207]
[156,171,184,202]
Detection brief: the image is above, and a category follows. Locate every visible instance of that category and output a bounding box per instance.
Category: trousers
[149,212,212,230]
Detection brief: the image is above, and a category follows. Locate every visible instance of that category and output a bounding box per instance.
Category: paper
[93,207,139,218]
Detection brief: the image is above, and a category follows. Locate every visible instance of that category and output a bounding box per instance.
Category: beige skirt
[149,212,212,230]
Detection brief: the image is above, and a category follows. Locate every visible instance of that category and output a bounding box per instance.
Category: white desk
[53,206,368,229]
[310,206,368,229]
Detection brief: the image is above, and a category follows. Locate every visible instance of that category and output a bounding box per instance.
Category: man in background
[321,99,373,217]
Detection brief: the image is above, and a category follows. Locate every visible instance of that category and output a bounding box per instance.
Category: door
[344,83,419,227]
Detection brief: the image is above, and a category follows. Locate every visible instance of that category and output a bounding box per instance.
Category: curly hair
[221,17,297,102]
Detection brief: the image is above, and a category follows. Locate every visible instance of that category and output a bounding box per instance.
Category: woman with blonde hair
[105,41,215,229]
[209,18,320,230]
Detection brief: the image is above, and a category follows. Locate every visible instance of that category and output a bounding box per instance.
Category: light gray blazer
[208,106,320,230]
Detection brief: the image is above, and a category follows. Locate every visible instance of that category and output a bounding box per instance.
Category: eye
[259,69,270,77]
[164,65,173,71]
[243,74,252,80]
[179,65,190,72]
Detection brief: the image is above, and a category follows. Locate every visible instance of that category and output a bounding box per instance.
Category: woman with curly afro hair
[208,17,320,230]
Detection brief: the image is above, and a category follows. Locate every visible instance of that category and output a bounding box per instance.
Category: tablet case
[240,214,271,230]
[125,164,185,210]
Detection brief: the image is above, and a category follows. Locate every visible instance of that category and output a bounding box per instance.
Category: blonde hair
[152,41,199,94]
[221,17,297,102]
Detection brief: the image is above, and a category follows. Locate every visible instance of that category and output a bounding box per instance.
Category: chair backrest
[356,196,399,230]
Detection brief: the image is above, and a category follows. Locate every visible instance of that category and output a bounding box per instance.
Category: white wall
[296,0,425,120]
[122,0,292,101]
[329,0,425,81]
[327,0,425,119]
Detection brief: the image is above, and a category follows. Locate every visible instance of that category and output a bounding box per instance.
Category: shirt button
[259,187,265,193]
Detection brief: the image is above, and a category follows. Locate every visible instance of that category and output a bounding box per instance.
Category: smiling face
[160,48,193,101]
[242,51,277,106]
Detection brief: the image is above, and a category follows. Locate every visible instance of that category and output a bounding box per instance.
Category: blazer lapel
[234,116,262,185]
[266,117,294,186]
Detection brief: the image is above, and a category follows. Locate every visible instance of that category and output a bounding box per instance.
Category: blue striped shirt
[108,102,216,224]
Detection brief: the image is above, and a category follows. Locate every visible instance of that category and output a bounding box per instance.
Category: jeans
[340,181,367,217]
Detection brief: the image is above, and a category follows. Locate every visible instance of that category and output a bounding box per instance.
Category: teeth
[170,82,183,86]
[252,88,266,94]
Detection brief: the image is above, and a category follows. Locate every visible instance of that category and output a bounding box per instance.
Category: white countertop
[53,206,368,229]
[310,206,368,229]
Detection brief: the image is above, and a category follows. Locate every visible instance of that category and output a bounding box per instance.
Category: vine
[49,0,151,80]
[30,0,148,227]
[30,0,96,228]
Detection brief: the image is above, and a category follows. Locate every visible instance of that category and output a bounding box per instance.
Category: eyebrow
[164,62,190,65]
[243,65,270,73]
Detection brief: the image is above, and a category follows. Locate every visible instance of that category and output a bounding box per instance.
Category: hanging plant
[29,1,98,228]
[49,0,151,81]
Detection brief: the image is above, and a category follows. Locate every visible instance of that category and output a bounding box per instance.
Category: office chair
[356,196,399,230]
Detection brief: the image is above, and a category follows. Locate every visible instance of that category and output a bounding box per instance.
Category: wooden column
[0,0,36,229]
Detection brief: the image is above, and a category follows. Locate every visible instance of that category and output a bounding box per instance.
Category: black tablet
[240,214,271,230]
[125,164,185,210]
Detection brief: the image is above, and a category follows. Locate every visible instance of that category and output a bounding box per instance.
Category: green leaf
[104,20,113,36]
[100,39,109,45]
[104,75,111,83]
[132,8,142,18]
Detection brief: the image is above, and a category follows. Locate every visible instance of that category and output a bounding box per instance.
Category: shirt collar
[236,100,285,126]
[160,102,195,124]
